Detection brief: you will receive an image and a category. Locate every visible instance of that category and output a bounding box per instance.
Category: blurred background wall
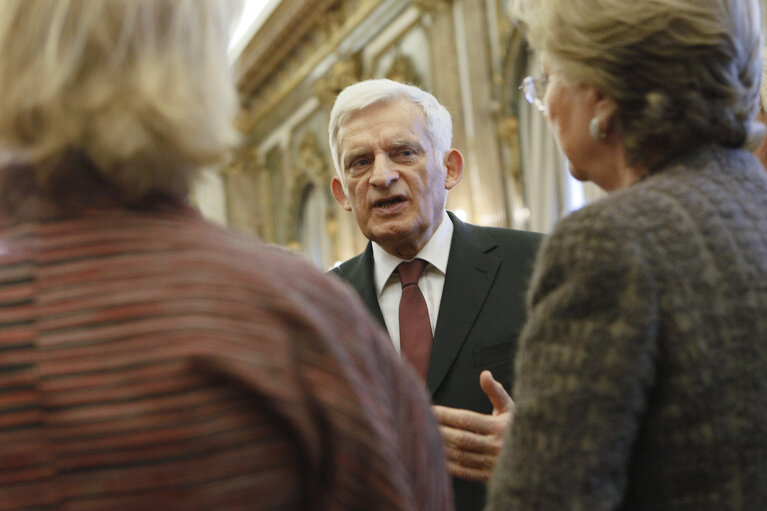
[192,0,618,269]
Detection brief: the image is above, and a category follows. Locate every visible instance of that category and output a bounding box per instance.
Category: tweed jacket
[487,146,767,511]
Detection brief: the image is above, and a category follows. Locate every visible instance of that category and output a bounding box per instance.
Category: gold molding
[314,55,363,108]
[236,0,339,98]
[286,131,335,245]
[235,0,385,134]
[385,53,423,86]
[412,0,451,13]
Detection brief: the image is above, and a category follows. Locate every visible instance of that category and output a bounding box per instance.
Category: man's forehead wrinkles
[342,132,415,151]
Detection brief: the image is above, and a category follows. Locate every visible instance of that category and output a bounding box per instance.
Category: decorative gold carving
[265,146,284,176]
[314,55,363,108]
[497,9,531,223]
[220,144,258,178]
[412,0,451,13]
[320,3,347,40]
[237,0,341,98]
[385,53,422,86]
[236,0,382,133]
[222,148,265,238]
[296,132,331,183]
[263,146,288,243]
[500,115,527,227]
[221,155,244,177]
[499,116,520,179]
[288,131,334,247]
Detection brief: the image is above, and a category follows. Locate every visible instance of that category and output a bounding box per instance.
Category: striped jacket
[0,205,452,510]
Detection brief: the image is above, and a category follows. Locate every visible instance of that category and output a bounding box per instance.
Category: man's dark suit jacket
[331,211,543,511]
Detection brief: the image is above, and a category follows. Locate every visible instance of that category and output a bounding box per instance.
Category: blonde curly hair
[0,0,241,201]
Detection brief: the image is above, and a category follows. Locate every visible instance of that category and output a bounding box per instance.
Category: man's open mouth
[374,197,405,209]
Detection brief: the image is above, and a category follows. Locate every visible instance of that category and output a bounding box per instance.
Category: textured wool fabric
[0,202,452,510]
[487,146,767,511]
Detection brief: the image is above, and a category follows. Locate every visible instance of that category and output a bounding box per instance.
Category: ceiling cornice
[235,0,340,98]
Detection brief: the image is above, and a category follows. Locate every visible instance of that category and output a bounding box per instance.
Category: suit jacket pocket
[473,340,515,368]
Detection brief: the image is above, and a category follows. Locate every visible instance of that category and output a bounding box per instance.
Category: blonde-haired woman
[0,1,451,509]
[487,0,767,509]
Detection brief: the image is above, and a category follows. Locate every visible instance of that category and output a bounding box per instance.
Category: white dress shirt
[372,210,454,354]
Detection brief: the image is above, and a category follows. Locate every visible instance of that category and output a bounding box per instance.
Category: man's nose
[369,156,398,188]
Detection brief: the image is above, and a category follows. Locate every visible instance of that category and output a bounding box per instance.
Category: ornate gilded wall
[221,0,531,269]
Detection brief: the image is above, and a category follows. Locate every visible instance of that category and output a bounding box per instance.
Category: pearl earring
[589,117,606,140]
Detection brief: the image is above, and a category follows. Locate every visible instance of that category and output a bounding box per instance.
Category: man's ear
[331,176,352,211]
[444,149,464,190]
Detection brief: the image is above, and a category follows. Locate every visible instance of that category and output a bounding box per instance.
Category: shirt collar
[372,210,453,296]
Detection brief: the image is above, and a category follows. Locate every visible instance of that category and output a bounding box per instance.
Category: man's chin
[370,228,410,244]
[366,222,420,253]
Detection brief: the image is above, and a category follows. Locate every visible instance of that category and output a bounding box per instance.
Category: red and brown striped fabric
[0,207,452,510]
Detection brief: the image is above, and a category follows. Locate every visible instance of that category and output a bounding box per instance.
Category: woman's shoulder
[549,187,645,242]
[552,157,717,243]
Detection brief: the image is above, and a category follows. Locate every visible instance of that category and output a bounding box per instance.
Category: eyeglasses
[519,75,548,112]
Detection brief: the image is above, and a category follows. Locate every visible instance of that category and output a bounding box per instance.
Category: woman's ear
[593,93,618,134]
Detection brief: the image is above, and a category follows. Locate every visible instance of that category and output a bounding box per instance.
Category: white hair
[328,79,453,181]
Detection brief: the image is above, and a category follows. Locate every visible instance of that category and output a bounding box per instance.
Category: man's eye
[347,158,370,173]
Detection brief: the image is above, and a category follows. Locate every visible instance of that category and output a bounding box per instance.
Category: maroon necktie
[397,259,433,381]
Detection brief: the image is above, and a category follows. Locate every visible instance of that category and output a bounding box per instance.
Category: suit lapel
[427,213,501,395]
[342,243,386,328]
